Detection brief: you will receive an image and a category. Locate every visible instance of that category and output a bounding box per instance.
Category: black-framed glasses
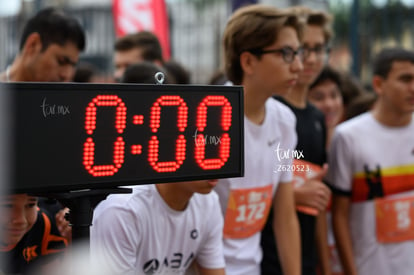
[247,46,304,64]
[302,45,330,60]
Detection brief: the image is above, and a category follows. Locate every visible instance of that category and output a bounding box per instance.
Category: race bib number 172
[223,185,273,239]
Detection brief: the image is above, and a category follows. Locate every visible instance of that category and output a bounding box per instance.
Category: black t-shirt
[260,96,327,275]
[0,209,68,274]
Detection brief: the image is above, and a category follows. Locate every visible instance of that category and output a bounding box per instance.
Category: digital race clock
[2,82,244,193]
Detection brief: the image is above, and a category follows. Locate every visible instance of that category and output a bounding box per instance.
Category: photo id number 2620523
[275,164,310,172]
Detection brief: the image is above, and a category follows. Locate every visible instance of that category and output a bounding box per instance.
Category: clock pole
[49,188,132,244]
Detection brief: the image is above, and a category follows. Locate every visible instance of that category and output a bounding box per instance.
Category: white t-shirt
[214,98,297,275]
[327,112,414,275]
[90,184,225,275]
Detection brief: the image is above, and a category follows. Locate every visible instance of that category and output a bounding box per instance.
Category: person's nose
[10,206,26,225]
[291,55,303,73]
[324,97,337,111]
[114,68,125,82]
[60,65,75,82]
[304,50,318,64]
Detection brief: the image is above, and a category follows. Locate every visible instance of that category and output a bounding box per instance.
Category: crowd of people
[1,3,414,275]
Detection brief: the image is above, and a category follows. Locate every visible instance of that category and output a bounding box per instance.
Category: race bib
[375,195,414,243]
[223,185,273,239]
[292,159,322,216]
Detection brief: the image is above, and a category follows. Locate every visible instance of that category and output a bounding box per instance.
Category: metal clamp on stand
[155,72,165,84]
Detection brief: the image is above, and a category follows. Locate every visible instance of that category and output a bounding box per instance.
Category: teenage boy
[214,4,303,275]
[90,180,225,275]
[0,194,68,274]
[261,6,333,275]
[329,47,414,275]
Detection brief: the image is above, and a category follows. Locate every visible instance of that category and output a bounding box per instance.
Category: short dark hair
[373,47,414,78]
[19,7,85,52]
[163,60,191,84]
[310,66,366,107]
[310,66,342,91]
[114,31,164,63]
[73,62,99,82]
[121,61,170,84]
[339,72,365,107]
[345,91,377,120]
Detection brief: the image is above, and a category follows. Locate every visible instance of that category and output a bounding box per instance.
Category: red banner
[113,0,171,60]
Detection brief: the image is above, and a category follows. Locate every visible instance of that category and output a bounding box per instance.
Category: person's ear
[240,51,257,77]
[22,33,43,57]
[372,75,384,97]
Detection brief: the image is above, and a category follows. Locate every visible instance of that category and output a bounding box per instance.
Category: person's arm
[198,265,226,275]
[315,209,331,275]
[193,192,226,275]
[295,165,331,274]
[187,262,226,275]
[332,194,357,275]
[273,181,301,275]
[294,164,330,211]
[55,207,71,243]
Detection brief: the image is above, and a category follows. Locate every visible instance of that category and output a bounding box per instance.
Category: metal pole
[289,0,301,5]
[350,0,360,77]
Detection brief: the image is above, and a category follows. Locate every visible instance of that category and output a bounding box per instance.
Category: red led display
[131,145,142,155]
[10,82,243,193]
[83,95,126,176]
[83,94,234,175]
[133,115,144,125]
[195,96,232,170]
[148,96,188,172]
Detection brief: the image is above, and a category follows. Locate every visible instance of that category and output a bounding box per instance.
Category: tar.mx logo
[193,128,222,146]
[40,98,70,118]
[275,142,304,161]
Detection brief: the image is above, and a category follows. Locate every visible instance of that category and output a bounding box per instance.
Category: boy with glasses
[261,6,333,275]
[214,4,303,275]
[246,47,304,62]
